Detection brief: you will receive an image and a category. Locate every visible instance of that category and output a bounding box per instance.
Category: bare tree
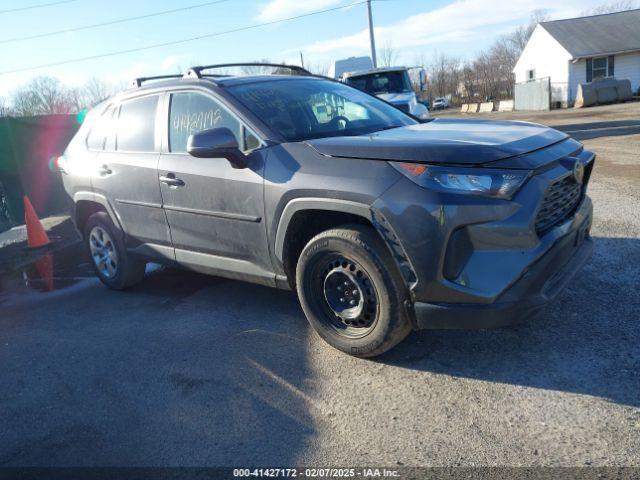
[427,52,461,100]
[307,61,330,77]
[582,0,638,14]
[11,76,76,116]
[507,9,550,53]
[0,97,11,117]
[378,41,398,67]
[459,62,478,101]
[66,78,118,112]
[80,78,116,108]
[240,59,278,75]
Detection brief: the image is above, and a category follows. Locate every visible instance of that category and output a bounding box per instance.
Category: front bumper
[372,141,595,330]
[413,226,593,329]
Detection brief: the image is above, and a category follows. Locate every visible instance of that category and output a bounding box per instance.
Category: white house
[514,9,640,106]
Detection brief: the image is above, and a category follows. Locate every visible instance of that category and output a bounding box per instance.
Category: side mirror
[418,69,427,92]
[187,127,247,169]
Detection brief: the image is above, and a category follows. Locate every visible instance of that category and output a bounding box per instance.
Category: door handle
[98,165,112,176]
[159,173,185,187]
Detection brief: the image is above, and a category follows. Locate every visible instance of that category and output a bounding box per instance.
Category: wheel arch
[275,199,373,287]
[275,198,418,292]
[73,192,122,235]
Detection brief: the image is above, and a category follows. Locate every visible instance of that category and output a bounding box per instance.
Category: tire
[296,224,412,358]
[84,211,146,290]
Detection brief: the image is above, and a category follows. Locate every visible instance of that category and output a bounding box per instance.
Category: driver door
[157,90,273,285]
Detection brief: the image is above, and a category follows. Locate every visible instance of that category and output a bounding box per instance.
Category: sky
[0,0,611,95]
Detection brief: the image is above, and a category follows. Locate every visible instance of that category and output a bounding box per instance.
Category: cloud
[296,0,605,58]
[256,0,343,22]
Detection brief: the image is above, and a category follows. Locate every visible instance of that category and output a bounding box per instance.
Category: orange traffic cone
[23,196,50,248]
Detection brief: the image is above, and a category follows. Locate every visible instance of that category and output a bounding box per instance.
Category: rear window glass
[116,95,158,152]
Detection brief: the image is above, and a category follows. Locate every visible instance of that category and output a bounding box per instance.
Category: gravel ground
[0,104,638,468]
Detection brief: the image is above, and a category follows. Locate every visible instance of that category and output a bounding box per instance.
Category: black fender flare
[274,198,373,263]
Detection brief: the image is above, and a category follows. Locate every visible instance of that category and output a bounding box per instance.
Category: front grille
[535,173,585,236]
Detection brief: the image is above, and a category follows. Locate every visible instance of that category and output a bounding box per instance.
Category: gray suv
[59,64,594,357]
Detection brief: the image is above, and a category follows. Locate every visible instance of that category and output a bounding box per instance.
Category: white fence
[514,77,550,111]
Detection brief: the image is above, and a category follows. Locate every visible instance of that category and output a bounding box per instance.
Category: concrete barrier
[460,104,469,113]
[478,102,494,113]
[498,100,514,112]
[467,103,479,113]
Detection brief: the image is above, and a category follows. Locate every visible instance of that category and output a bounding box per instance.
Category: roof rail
[128,74,184,89]
[183,63,313,79]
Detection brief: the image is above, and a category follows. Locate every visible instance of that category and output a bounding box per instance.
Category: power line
[0,0,371,76]
[0,0,77,14]
[0,0,233,45]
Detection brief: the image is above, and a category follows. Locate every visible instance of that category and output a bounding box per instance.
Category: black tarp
[0,115,79,227]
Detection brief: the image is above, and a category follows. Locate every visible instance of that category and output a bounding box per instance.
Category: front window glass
[169,92,241,153]
[345,71,412,95]
[228,78,416,142]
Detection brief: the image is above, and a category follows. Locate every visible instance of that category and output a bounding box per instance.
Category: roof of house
[540,9,640,58]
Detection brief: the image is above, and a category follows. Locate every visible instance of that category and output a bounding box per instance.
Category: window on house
[587,56,615,82]
[526,69,536,81]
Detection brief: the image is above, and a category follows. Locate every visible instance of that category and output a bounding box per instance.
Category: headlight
[390,162,529,199]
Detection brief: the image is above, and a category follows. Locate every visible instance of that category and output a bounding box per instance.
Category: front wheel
[296,225,412,358]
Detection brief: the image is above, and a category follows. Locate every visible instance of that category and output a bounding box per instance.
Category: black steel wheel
[296,224,412,357]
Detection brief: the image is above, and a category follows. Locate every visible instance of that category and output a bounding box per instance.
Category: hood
[377,92,414,104]
[306,119,569,165]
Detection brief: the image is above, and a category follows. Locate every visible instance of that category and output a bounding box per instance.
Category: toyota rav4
[58,64,594,357]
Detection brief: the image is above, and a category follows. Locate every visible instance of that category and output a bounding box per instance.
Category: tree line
[0,0,633,116]
[0,77,121,117]
[418,0,637,104]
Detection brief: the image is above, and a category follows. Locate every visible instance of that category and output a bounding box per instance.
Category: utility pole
[367,0,377,68]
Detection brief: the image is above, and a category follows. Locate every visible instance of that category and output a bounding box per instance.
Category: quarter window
[169,92,241,153]
[116,95,158,152]
[244,128,261,151]
[87,106,116,151]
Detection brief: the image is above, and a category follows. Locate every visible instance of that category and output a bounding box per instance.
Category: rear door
[90,93,173,260]
[157,89,273,284]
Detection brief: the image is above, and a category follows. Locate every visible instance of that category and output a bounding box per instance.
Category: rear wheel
[296,225,412,358]
[84,212,146,290]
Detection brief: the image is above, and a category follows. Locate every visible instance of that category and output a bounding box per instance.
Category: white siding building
[514,9,640,106]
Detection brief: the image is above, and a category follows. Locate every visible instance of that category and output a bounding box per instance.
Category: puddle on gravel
[0,242,95,298]
[0,241,183,303]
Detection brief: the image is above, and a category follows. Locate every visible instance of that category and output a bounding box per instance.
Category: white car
[432,97,449,110]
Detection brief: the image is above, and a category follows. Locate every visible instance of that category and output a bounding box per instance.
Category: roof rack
[129,74,184,88]
[183,63,313,79]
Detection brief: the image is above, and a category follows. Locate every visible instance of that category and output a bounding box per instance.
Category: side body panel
[89,94,172,255]
[156,89,273,285]
[264,142,403,276]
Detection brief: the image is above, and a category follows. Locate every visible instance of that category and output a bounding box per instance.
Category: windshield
[345,71,412,95]
[228,78,417,142]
